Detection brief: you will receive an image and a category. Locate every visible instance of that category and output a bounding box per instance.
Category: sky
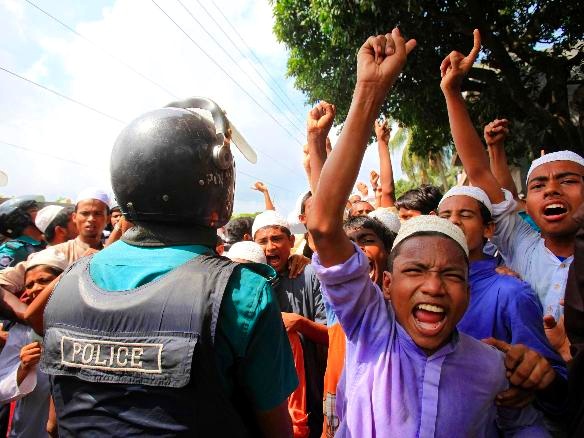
[0,0,403,217]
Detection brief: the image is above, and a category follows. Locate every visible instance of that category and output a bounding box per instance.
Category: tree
[388,125,457,191]
[272,0,583,161]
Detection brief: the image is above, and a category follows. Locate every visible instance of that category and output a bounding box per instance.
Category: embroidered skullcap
[526,151,584,183]
[26,248,68,271]
[225,241,267,264]
[75,187,110,206]
[252,210,290,238]
[368,208,401,233]
[391,215,469,257]
[34,205,65,234]
[439,186,493,215]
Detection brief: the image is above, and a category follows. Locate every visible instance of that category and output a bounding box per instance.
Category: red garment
[288,331,309,438]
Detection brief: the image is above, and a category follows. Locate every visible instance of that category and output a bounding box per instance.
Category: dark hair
[224,217,254,244]
[25,264,64,277]
[300,191,312,215]
[477,202,493,225]
[387,231,469,271]
[343,216,396,252]
[44,206,74,242]
[395,185,443,214]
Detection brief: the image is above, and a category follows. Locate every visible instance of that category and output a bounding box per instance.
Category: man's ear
[382,271,393,301]
[243,233,252,241]
[483,221,495,240]
[288,234,295,246]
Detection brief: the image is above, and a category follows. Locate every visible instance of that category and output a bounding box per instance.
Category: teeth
[545,204,564,210]
[417,303,444,313]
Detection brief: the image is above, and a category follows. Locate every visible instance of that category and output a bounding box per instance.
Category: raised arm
[306,101,336,195]
[252,182,275,211]
[375,119,396,207]
[484,119,519,199]
[440,30,504,203]
[308,29,416,267]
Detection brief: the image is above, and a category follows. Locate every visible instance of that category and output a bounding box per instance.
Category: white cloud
[0,0,402,216]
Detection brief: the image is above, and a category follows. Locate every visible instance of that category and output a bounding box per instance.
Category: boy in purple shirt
[307,29,549,437]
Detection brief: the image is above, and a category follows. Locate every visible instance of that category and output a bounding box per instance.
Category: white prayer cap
[252,210,290,238]
[34,205,65,234]
[526,151,584,183]
[75,187,110,206]
[368,209,401,233]
[287,190,311,235]
[391,215,469,257]
[439,186,493,215]
[27,248,68,271]
[225,241,267,264]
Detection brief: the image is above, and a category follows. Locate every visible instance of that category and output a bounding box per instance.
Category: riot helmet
[0,196,42,238]
[111,97,255,228]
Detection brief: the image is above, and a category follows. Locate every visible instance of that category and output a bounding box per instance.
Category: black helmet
[111,97,236,228]
[0,196,41,237]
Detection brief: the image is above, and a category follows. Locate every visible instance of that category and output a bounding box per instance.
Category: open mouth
[543,203,568,221]
[368,259,375,280]
[413,303,447,335]
[266,255,280,266]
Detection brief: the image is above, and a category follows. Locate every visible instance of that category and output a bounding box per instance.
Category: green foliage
[272,0,583,162]
[230,212,261,220]
[394,179,417,200]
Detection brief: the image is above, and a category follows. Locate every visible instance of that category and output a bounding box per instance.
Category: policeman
[0,196,46,269]
[42,98,297,437]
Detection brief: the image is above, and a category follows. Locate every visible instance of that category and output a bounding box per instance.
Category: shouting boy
[307,29,547,436]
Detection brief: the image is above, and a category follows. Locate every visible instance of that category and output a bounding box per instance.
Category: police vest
[42,254,252,437]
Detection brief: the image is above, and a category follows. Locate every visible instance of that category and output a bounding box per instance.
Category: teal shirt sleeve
[215,265,298,411]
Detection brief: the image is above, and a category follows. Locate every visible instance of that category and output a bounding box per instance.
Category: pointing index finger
[468,29,481,61]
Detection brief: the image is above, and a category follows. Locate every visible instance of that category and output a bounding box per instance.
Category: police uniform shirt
[0,236,44,270]
[87,240,297,411]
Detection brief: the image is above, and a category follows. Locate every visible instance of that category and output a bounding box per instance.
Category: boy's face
[526,160,584,238]
[383,235,469,355]
[254,226,294,273]
[349,201,374,217]
[23,265,59,304]
[438,196,494,259]
[346,226,388,286]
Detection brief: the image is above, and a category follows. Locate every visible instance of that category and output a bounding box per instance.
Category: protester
[0,249,67,437]
[438,186,567,423]
[374,118,397,209]
[439,29,584,323]
[347,200,375,218]
[253,210,327,437]
[395,184,443,221]
[35,205,77,246]
[307,29,548,436]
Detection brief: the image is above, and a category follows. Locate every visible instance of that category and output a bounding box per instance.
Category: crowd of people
[0,28,582,438]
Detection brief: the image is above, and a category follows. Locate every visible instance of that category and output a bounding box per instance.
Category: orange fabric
[288,331,309,438]
[321,323,346,438]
